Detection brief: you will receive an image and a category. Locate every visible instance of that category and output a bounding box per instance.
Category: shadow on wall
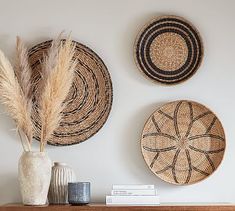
[0,173,21,204]
[120,101,181,190]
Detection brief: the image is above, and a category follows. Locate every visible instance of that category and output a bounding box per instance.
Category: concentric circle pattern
[29,40,113,146]
[141,100,225,185]
[134,16,203,84]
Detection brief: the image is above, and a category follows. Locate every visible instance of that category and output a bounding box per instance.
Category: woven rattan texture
[134,15,203,85]
[29,40,113,146]
[141,100,225,185]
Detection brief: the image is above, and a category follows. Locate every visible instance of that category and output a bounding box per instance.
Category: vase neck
[23,151,46,155]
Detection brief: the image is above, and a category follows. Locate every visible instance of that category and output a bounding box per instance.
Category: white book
[111,189,157,196]
[106,195,160,205]
[112,184,155,190]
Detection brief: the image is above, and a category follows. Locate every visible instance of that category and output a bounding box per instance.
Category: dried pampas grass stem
[15,37,33,146]
[0,49,32,151]
[41,32,63,81]
[39,36,77,152]
[15,36,33,100]
[0,33,76,152]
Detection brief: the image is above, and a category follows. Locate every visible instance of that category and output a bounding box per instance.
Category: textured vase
[68,182,90,205]
[48,162,76,204]
[18,151,52,205]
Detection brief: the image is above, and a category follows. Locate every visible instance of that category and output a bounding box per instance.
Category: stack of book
[106,184,160,205]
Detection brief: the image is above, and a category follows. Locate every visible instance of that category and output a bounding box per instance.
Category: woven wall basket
[134,15,204,85]
[29,40,113,146]
[141,100,225,185]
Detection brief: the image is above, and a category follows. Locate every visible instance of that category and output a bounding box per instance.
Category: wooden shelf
[1,203,235,211]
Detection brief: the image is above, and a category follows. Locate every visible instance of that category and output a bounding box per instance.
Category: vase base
[23,203,49,206]
[70,203,89,206]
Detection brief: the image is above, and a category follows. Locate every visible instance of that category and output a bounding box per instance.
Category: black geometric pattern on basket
[135,16,203,84]
[142,101,225,184]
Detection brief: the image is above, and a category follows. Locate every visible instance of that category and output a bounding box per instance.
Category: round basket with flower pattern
[141,100,225,185]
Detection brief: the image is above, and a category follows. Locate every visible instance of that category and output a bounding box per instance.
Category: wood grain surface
[1,203,235,211]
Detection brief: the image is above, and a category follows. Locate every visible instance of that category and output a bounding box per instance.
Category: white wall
[0,0,235,204]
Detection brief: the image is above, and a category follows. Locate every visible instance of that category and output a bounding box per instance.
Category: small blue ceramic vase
[68,182,90,205]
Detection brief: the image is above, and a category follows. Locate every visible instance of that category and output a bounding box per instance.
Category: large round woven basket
[141,100,225,185]
[134,15,204,85]
[29,40,113,146]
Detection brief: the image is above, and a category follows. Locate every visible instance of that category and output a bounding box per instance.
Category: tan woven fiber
[141,100,225,185]
[149,32,188,71]
[134,15,204,85]
[29,40,113,146]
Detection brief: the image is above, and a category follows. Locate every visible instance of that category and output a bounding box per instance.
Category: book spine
[111,189,157,196]
[106,196,160,205]
[112,185,155,190]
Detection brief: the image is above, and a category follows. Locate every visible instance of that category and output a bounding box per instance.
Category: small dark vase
[68,182,90,205]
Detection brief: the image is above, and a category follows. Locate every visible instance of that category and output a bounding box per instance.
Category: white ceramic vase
[18,151,52,205]
[48,162,76,204]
